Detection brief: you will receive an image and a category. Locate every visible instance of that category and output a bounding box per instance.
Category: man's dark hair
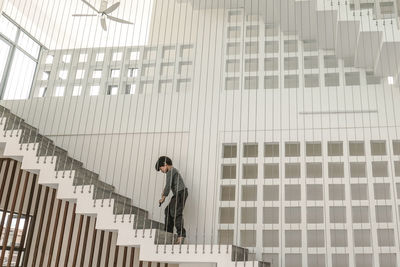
[155,156,173,171]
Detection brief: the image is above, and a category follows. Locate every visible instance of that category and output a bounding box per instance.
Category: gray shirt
[163,167,186,197]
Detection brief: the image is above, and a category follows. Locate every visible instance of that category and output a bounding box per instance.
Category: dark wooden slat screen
[0,159,170,267]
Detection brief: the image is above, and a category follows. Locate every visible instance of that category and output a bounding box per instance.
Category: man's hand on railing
[159,195,166,207]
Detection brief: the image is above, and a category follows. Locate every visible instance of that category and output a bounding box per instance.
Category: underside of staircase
[185,0,400,78]
[0,104,271,266]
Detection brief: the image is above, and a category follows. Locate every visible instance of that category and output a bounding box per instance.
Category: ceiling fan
[72,0,133,31]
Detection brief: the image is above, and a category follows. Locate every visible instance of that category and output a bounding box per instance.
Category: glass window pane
[17,32,40,59]
[3,49,36,100]
[0,40,11,83]
[0,15,18,41]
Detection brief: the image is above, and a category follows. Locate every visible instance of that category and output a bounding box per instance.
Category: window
[306,142,321,156]
[284,57,298,70]
[0,39,10,75]
[264,58,278,71]
[112,52,123,61]
[79,53,88,62]
[223,144,237,158]
[371,140,386,155]
[3,50,37,100]
[37,87,47,97]
[349,141,365,156]
[90,85,100,96]
[54,86,65,97]
[284,75,299,88]
[325,73,340,87]
[285,142,300,157]
[58,70,68,80]
[264,163,279,179]
[0,15,18,41]
[328,141,343,156]
[45,55,54,64]
[128,51,139,61]
[242,164,258,179]
[245,42,258,54]
[42,71,50,81]
[304,56,318,69]
[0,15,42,100]
[72,86,82,96]
[107,85,118,95]
[92,70,102,79]
[96,53,104,61]
[284,40,298,52]
[227,26,241,38]
[128,68,139,78]
[324,55,338,68]
[393,140,400,155]
[125,84,136,94]
[345,72,360,86]
[264,142,279,157]
[76,69,85,79]
[18,32,40,58]
[304,74,319,87]
[222,165,236,179]
[0,210,32,267]
[110,69,120,78]
[62,54,71,63]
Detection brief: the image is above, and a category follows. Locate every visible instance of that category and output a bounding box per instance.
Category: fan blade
[103,2,120,14]
[107,15,133,24]
[72,14,97,17]
[81,0,99,13]
[100,17,107,31]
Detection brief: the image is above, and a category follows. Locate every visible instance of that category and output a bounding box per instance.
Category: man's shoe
[175,236,185,244]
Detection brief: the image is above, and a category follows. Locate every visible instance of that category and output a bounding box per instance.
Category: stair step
[257,261,271,267]
[133,217,164,230]
[113,202,149,218]
[154,229,177,244]
[231,245,249,262]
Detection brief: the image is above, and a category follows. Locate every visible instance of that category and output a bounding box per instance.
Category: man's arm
[159,172,172,204]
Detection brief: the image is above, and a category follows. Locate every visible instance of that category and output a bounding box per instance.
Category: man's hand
[159,196,166,205]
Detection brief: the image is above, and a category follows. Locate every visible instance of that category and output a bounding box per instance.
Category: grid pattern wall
[32,44,194,98]
[223,10,383,91]
[218,140,400,267]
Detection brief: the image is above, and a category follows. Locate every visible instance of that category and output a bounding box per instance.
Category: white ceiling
[1,0,154,50]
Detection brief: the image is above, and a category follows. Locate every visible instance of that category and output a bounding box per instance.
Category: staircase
[0,105,271,266]
[186,0,400,78]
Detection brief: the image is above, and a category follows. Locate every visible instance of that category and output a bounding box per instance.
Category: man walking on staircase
[155,156,188,244]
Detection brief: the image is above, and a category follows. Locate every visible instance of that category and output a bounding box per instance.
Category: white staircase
[0,105,271,267]
[186,0,400,77]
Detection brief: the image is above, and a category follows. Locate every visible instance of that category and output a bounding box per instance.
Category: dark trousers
[164,188,188,237]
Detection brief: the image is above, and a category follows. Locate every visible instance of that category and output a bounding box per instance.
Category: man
[155,156,188,244]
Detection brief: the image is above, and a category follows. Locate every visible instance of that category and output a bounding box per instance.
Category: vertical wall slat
[72,214,84,267]
[105,232,113,266]
[31,186,50,267]
[63,203,76,267]
[122,246,128,267]
[96,230,105,267]
[47,200,62,266]
[6,171,29,267]
[88,219,98,267]
[20,177,40,267]
[55,201,69,267]
[113,245,119,267]
[130,247,135,267]
[39,189,56,266]
[80,216,91,267]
